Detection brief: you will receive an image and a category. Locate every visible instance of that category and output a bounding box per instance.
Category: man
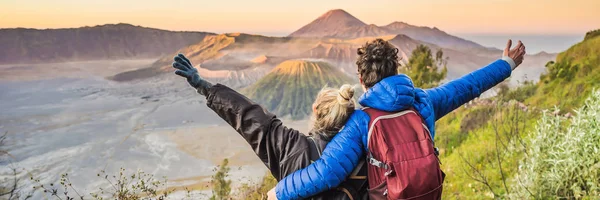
[272,39,525,199]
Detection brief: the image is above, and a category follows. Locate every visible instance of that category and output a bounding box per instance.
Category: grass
[438,30,600,199]
[526,31,600,112]
[439,102,537,199]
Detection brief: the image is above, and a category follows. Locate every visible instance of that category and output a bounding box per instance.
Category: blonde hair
[312,84,356,138]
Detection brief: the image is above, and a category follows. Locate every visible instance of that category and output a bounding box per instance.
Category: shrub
[509,89,600,199]
[460,106,495,133]
[498,81,537,102]
[210,159,232,200]
[31,168,180,200]
[236,174,276,200]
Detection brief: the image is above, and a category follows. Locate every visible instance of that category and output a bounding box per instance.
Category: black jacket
[205,84,367,200]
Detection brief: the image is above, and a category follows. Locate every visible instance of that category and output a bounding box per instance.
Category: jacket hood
[358,74,416,112]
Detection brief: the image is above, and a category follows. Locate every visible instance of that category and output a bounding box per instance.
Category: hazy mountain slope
[0,23,213,64]
[297,42,359,74]
[298,34,422,73]
[110,33,321,87]
[148,33,296,70]
[384,21,485,51]
[329,24,395,39]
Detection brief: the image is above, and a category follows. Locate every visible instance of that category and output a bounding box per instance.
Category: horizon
[0,22,585,54]
[1,0,598,36]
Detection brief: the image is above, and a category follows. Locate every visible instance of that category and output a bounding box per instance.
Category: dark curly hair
[356,38,399,88]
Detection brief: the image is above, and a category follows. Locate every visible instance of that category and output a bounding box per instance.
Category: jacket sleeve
[425,59,512,121]
[275,110,370,200]
[205,84,308,180]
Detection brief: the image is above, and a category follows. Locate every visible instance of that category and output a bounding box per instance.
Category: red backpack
[363,107,445,200]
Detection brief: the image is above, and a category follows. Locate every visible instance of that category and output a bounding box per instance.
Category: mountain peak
[289,9,366,38]
[320,9,353,18]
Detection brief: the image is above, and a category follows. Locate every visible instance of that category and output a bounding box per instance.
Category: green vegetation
[210,159,232,200]
[509,90,600,199]
[527,30,600,112]
[439,101,535,199]
[438,30,600,199]
[243,60,354,119]
[496,81,538,102]
[399,44,448,88]
[584,29,600,40]
[236,174,277,200]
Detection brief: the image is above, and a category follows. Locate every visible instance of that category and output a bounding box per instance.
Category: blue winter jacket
[275,59,513,199]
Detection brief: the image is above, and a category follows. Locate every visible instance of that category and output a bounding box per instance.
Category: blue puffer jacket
[275,59,513,199]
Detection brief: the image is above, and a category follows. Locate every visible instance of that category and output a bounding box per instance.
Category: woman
[171,54,369,199]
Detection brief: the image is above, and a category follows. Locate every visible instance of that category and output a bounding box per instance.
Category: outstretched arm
[425,40,526,120]
[206,84,312,180]
[173,54,308,180]
[275,110,370,200]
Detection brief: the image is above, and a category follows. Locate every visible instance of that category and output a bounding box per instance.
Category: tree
[210,159,232,200]
[399,45,448,88]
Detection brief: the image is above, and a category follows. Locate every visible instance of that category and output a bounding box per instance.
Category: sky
[1,0,598,36]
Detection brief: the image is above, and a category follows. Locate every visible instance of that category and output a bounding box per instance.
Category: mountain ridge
[288,9,485,51]
[0,23,214,64]
[383,21,484,51]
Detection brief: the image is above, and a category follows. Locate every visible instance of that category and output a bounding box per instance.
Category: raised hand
[172,54,212,95]
[503,39,526,69]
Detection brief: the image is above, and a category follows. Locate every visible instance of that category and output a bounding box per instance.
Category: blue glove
[172,54,213,95]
